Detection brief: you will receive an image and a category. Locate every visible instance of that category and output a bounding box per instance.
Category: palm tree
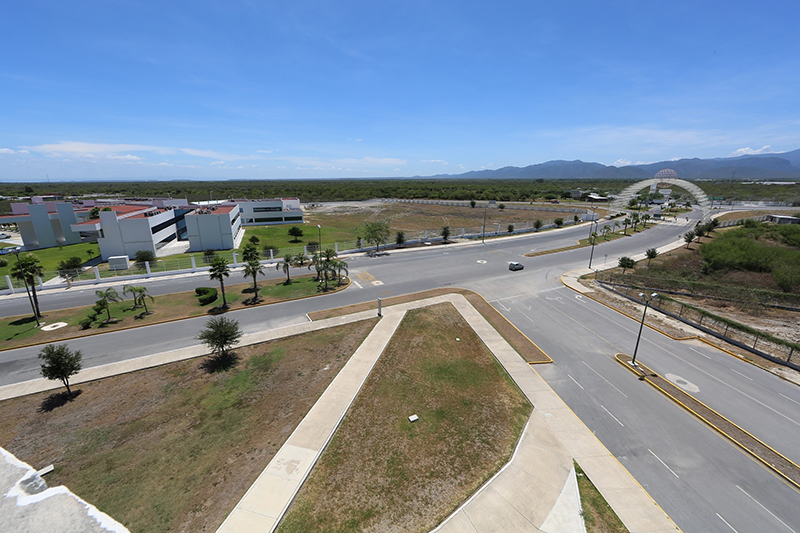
[533,219,543,232]
[684,230,696,248]
[123,284,153,314]
[631,213,640,231]
[645,248,659,266]
[293,252,310,268]
[602,225,611,240]
[333,258,349,285]
[622,217,631,235]
[95,287,122,322]
[642,213,651,227]
[209,256,231,308]
[10,252,44,319]
[319,248,338,290]
[243,259,265,300]
[590,231,598,245]
[614,221,620,234]
[277,253,294,284]
[242,243,260,264]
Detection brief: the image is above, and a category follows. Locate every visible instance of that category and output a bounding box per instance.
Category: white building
[226,198,303,226]
[184,205,244,251]
[0,200,87,249]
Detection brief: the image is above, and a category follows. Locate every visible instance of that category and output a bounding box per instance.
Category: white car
[0,233,10,239]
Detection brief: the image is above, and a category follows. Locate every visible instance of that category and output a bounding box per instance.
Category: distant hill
[422,149,800,180]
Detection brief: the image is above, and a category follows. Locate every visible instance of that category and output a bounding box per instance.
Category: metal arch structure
[611,177,712,221]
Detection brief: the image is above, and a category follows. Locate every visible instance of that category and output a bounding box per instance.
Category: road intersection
[1,212,799,532]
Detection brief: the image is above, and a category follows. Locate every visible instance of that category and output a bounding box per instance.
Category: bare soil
[277,303,532,533]
[0,319,378,533]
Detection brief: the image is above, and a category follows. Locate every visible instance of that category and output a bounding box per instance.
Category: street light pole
[12,248,39,327]
[482,205,487,244]
[631,292,658,366]
[587,219,599,269]
[317,224,322,253]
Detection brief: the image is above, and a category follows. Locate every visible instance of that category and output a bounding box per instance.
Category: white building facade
[184,205,244,251]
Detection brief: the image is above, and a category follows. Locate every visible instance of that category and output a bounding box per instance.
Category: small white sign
[408,414,419,423]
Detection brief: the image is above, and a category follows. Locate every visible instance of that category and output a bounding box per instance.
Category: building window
[252,206,281,212]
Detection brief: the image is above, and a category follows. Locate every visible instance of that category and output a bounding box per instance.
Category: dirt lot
[0,319,378,533]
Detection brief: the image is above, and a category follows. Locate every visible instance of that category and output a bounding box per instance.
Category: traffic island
[615,353,800,490]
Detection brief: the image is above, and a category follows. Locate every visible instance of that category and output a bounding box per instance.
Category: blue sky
[1,1,798,181]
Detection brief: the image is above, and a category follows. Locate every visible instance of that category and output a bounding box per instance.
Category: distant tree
[95,287,122,322]
[533,219,543,232]
[395,230,406,247]
[333,258,349,285]
[554,217,564,228]
[319,248,338,290]
[498,204,505,210]
[57,256,83,282]
[38,344,83,398]
[293,252,310,268]
[248,235,260,246]
[684,230,696,248]
[262,244,279,258]
[277,253,294,284]
[618,256,635,274]
[358,221,391,252]
[574,215,580,225]
[631,212,640,231]
[196,316,242,360]
[208,256,231,308]
[642,213,651,227]
[694,224,707,243]
[645,248,659,266]
[470,200,477,208]
[288,226,304,242]
[507,224,514,234]
[134,249,156,268]
[441,225,451,242]
[11,253,44,318]
[89,207,100,219]
[242,243,260,264]
[590,231,598,245]
[203,249,216,264]
[622,217,631,235]
[86,249,95,260]
[707,218,720,232]
[601,225,611,240]
[627,198,638,209]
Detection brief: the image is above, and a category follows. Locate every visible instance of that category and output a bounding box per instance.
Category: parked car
[0,233,10,239]
[508,262,524,271]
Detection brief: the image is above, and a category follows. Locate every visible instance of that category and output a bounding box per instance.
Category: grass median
[1,274,347,351]
[278,303,532,533]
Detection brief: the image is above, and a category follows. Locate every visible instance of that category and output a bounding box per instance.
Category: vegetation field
[0,319,378,533]
[0,275,344,350]
[278,303,532,533]
[575,462,628,533]
[0,241,100,282]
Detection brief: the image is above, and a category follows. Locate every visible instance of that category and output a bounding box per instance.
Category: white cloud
[421,159,448,164]
[728,145,773,157]
[107,154,142,161]
[0,148,14,154]
[17,149,30,155]
[612,159,632,167]
[211,161,226,166]
[25,141,170,155]
[256,149,273,154]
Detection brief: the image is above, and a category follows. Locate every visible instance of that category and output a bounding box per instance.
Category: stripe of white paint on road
[730,368,754,381]
[779,393,800,407]
[648,448,679,478]
[601,405,624,427]
[736,485,797,533]
[689,347,712,359]
[351,280,363,289]
[582,361,628,398]
[717,513,740,533]
[669,351,800,428]
[567,374,584,390]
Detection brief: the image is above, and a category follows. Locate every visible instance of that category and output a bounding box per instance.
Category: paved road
[2,210,799,532]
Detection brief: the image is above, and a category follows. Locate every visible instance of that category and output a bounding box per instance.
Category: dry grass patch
[0,319,378,533]
[278,303,532,533]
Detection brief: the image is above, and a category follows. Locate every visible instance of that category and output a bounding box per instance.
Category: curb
[614,353,800,492]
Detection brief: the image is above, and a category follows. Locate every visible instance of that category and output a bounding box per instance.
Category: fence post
[753,333,759,349]
[723,323,729,336]
[94,266,101,280]
[232,252,238,266]
[145,261,151,275]
[270,249,274,260]
[5,275,14,294]
[335,242,338,253]
[788,347,794,363]
[191,256,197,272]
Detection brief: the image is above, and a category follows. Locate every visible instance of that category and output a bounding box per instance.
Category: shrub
[554,217,564,227]
[195,286,219,306]
[262,244,279,258]
[203,249,216,263]
[79,318,93,330]
[134,249,156,268]
[0,258,6,268]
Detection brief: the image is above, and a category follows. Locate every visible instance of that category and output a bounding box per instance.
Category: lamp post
[587,219,599,269]
[631,292,658,366]
[317,224,322,252]
[12,248,39,327]
[481,204,488,244]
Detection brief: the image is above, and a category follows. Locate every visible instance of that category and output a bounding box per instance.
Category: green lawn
[0,242,100,282]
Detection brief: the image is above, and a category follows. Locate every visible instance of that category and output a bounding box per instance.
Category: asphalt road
[2,210,799,532]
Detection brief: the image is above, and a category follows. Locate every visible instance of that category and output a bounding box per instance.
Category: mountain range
[422,149,800,180]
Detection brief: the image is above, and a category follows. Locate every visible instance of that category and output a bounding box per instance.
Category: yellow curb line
[614,353,800,493]
[559,271,791,381]
[2,277,352,353]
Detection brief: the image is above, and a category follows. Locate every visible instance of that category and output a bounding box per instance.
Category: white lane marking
[669,352,800,428]
[601,405,624,426]
[736,485,797,533]
[689,347,712,359]
[779,393,800,407]
[648,449,679,478]
[582,361,628,398]
[477,260,487,264]
[372,280,383,286]
[493,301,511,312]
[730,368,754,381]
[567,374,584,390]
[717,513,740,533]
[351,280,363,289]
